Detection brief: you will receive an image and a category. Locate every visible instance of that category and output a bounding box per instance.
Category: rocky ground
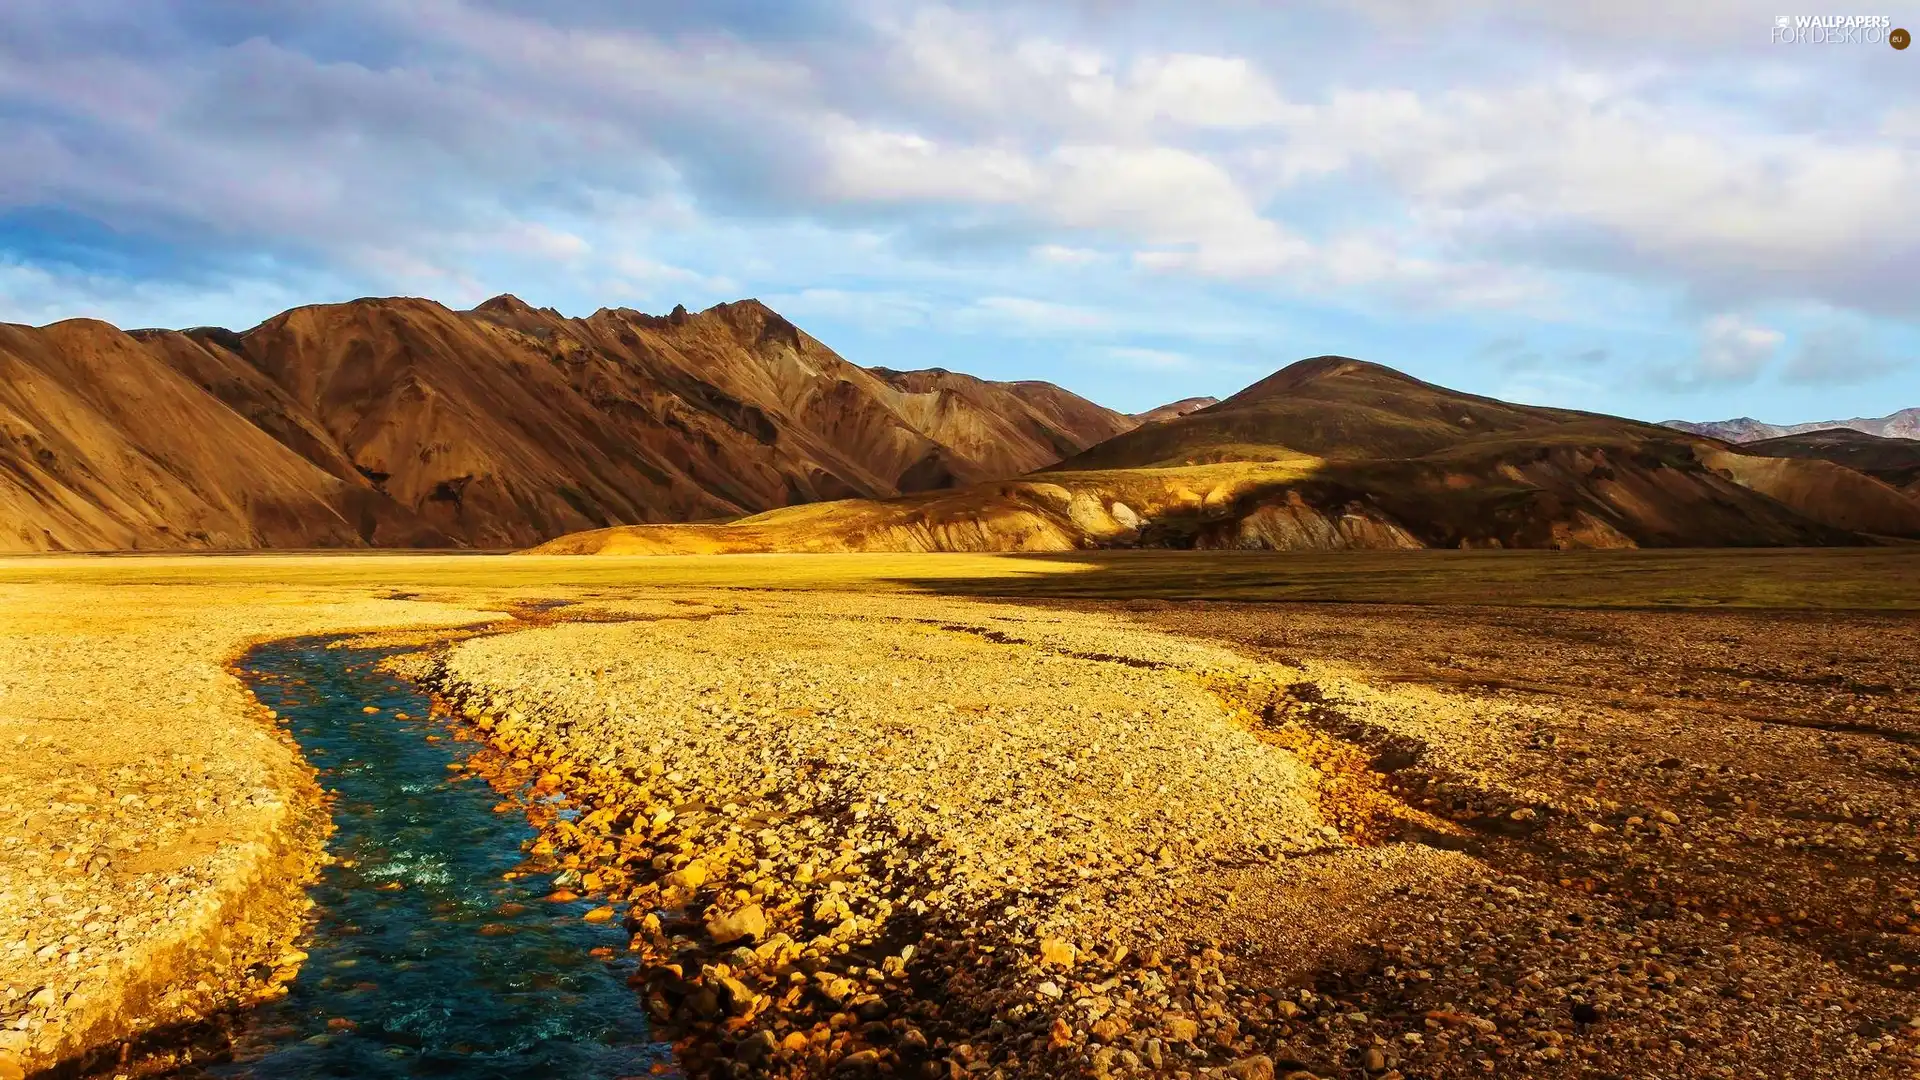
[5,558,1917,1080]
[0,583,496,1078]
[1111,600,1920,1079]
[424,591,1920,1079]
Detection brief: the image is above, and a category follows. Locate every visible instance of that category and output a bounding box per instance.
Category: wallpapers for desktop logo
[1771,14,1905,44]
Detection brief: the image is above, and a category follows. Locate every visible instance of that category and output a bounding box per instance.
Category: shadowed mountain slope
[867,367,1137,488]
[1737,428,1920,494]
[1061,357,1609,466]
[542,356,1920,555]
[0,297,1132,551]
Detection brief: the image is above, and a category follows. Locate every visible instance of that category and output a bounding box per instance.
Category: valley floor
[0,550,1916,1078]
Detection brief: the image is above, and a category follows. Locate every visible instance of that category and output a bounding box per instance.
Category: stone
[736,1029,778,1064]
[1039,936,1077,968]
[1363,1046,1387,1072]
[685,987,721,1019]
[706,904,768,945]
[663,862,709,892]
[718,975,759,1016]
[837,1048,881,1072]
[1165,1015,1199,1042]
[1224,1056,1275,1080]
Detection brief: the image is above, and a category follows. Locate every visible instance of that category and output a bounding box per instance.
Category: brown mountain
[867,367,1136,488]
[0,297,1133,551]
[1738,428,1920,494]
[0,319,448,552]
[542,356,1920,555]
[1132,396,1219,423]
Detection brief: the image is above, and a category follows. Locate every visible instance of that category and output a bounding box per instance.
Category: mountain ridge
[1132,397,1220,423]
[541,355,1920,555]
[0,296,1134,552]
[1663,408,1920,443]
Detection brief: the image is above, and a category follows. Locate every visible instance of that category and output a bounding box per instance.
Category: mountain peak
[1132,396,1219,424]
[473,293,537,315]
[1220,355,1425,407]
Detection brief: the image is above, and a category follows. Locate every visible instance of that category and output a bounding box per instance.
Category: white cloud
[1031,244,1107,266]
[880,9,1296,135]
[962,295,1111,333]
[761,288,936,332]
[600,254,737,304]
[3,0,1918,424]
[501,222,591,261]
[1696,314,1783,384]
[821,127,1038,203]
[1260,77,1920,313]
[1123,53,1299,128]
[1103,345,1195,371]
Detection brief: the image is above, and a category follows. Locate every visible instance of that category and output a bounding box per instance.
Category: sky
[3,1,1919,422]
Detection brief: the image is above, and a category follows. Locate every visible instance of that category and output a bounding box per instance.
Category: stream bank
[156,638,669,1079]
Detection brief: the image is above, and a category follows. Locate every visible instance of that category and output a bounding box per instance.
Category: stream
[186,638,668,1079]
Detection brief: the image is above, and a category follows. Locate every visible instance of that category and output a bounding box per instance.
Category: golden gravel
[3,572,1917,1080]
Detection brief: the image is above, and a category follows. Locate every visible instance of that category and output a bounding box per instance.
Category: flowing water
[191,638,668,1079]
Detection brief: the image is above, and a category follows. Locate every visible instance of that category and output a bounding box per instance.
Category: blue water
[204,639,669,1079]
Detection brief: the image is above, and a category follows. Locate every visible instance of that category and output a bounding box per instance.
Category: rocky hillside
[0,297,1133,551]
[1737,428,1920,494]
[543,356,1920,554]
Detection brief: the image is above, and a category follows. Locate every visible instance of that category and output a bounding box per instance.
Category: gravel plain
[428,591,1920,1079]
[4,559,1917,1080]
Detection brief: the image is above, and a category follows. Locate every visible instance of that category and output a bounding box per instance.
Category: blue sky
[3,1,1918,421]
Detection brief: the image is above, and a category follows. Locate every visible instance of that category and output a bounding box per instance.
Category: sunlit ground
[1,547,1916,609]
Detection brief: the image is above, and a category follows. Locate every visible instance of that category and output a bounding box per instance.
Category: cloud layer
[1,0,1916,419]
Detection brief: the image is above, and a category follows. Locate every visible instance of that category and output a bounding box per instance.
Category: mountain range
[539,355,1920,555]
[0,297,1132,551]
[6,296,1918,554]
[1663,410,1920,443]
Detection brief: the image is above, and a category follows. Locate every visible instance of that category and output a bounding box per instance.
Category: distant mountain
[0,297,1133,551]
[1132,397,1219,424]
[1663,408,1920,443]
[865,367,1135,488]
[1740,429,1920,494]
[540,355,1920,555]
